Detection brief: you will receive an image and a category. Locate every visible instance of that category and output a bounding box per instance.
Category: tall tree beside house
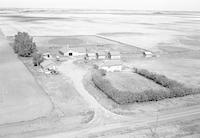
[13,32,37,57]
[32,52,44,66]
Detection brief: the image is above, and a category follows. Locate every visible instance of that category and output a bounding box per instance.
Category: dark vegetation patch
[3,15,75,22]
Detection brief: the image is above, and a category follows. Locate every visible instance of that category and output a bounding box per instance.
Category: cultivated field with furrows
[0,9,200,138]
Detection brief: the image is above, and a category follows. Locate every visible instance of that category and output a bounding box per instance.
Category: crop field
[33,35,143,54]
[0,31,52,125]
[105,72,167,93]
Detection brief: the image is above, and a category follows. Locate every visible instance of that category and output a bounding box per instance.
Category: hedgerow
[135,69,183,88]
[91,69,200,104]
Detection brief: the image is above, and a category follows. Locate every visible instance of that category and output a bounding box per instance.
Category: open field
[33,35,143,54]
[0,30,52,125]
[0,9,199,53]
[105,72,167,93]
[0,49,93,137]
[130,52,200,88]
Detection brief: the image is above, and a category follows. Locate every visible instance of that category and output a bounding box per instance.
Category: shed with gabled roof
[96,51,106,60]
[107,51,121,60]
[143,51,153,58]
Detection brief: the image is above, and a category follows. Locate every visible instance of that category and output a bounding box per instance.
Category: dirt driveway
[57,59,122,120]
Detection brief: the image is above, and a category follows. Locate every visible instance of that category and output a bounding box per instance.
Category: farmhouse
[143,51,153,58]
[59,47,86,57]
[99,60,122,72]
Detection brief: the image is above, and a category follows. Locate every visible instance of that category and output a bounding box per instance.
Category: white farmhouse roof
[143,51,153,55]
[43,52,51,55]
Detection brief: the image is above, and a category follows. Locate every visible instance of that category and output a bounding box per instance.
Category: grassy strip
[92,69,200,104]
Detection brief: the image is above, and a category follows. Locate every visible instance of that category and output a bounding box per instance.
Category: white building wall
[111,55,121,60]
[88,56,96,60]
[98,56,105,59]
[100,66,122,72]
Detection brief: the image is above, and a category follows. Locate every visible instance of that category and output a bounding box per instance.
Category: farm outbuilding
[143,51,153,58]
[86,53,96,60]
[96,51,106,60]
[109,51,121,60]
[59,47,86,57]
[99,60,122,72]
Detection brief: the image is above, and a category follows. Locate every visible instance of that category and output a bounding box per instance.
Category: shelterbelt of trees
[92,69,200,104]
[13,32,43,66]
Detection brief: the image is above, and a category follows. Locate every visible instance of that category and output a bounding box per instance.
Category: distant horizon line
[0,7,199,12]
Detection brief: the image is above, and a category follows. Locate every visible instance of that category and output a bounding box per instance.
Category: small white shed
[86,53,96,60]
[110,51,121,60]
[97,52,106,60]
[143,51,154,57]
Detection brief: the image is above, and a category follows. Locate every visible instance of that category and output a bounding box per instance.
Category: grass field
[21,57,91,118]
[0,31,52,125]
[105,72,167,93]
[130,52,200,88]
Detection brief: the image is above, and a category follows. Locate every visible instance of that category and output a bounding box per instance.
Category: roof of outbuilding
[59,47,87,53]
[87,53,96,56]
[98,51,106,56]
[40,60,55,68]
[143,51,153,55]
[110,51,120,56]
